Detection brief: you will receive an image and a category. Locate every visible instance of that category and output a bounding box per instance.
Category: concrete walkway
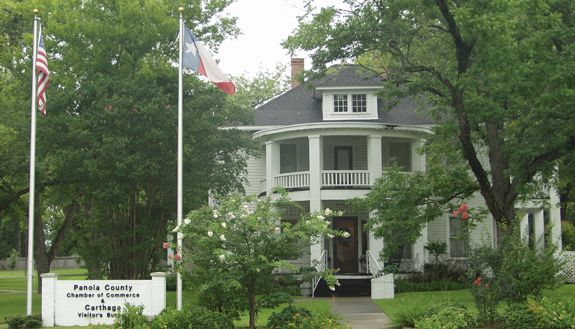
[329,297,391,329]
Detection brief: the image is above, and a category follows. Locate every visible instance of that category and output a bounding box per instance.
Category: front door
[333,217,358,273]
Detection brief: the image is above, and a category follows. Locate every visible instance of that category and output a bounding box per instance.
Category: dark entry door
[334,146,353,170]
[333,217,358,273]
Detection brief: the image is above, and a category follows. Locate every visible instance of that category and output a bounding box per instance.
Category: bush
[267,306,349,329]
[500,303,537,329]
[165,272,176,291]
[414,305,478,329]
[5,314,42,329]
[502,297,575,329]
[113,304,149,329]
[395,278,467,293]
[390,307,429,328]
[267,305,313,329]
[562,221,575,251]
[150,307,234,329]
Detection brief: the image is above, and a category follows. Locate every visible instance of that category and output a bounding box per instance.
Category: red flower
[174,254,182,261]
[452,210,460,217]
[162,242,170,249]
[458,203,468,213]
[473,277,482,286]
[461,212,470,220]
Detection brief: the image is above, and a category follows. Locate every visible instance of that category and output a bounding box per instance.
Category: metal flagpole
[176,6,184,311]
[26,9,39,316]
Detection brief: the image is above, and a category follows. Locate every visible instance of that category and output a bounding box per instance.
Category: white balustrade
[322,170,371,187]
[274,171,310,189]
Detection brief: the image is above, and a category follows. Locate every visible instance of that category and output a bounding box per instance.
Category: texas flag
[182,26,236,95]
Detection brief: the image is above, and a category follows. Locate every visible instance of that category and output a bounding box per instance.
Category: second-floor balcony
[265,170,372,191]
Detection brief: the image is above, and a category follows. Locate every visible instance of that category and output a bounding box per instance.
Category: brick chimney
[290,58,304,88]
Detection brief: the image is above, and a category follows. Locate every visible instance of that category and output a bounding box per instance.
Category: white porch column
[367,135,383,185]
[413,223,428,271]
[309,135,323,265]
[549,186,563,251]
[265,141,280,195]
[520,213,530,244]
[534,209,545,253]
[411,139,426,172]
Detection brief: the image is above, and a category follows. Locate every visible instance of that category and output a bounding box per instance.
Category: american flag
[36,25,49,115]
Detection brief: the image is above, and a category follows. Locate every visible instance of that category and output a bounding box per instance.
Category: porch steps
[314,276,372,297]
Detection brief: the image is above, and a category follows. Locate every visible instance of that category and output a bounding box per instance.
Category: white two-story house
[235,59,562,294]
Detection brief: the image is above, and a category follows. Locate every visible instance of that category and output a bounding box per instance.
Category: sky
[217,0,339,78]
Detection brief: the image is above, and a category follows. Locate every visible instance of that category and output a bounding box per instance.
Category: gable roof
[252,64,436,126]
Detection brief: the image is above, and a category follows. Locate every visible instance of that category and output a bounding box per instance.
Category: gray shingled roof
[314,64,383,88]
[253,64,435,126]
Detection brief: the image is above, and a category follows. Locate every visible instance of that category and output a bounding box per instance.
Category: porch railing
[366,250,384,278]
[322,170,371,187]
[312,250,327,298]
[274,171,310,189]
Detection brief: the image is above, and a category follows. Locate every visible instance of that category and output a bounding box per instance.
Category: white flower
[219,234,226,241]
[256,268,260,272]
[336,211,344,217]
[305,220,310,224]
[274,227,281,234]
[342,231,351,238]
[227,212,236,220]
[324,208,333,216]
[328,285,335,291]
[184,218,191,225]
[207,231,213,237]
[171,225,180,233]
[327,234,335,239]
[213,210,220,218]
[221,222,227,228]
[218,254,225,262]
[317,215,325,221]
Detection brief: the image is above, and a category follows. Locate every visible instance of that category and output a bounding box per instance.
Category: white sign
[41,272,166,327]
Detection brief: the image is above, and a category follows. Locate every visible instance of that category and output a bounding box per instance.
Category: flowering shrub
[470,275,498,326]
[267,305,313,329]
[173,192,343,329]
[502,297,575,329]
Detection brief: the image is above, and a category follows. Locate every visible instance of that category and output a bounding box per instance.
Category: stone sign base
[42,272,166,327]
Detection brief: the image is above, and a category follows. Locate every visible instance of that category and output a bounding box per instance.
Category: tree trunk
[248,284,256,329]
[34,198,79,293]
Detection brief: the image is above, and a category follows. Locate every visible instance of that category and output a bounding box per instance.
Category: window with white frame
[280,144,297,173]
[449,217,468,257]
[352,94,367,112]
[333,94,348,112]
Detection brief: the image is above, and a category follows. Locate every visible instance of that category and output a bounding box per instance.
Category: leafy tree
[178,193,342,329]
[286,0,575,238]
[230,64,290,109]
[0,0,254,287]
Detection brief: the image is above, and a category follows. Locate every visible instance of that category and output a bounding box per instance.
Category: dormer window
[332,94,367,113]
[352,94,366,112]
[333,94,348,112]
[321,89,379,120]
